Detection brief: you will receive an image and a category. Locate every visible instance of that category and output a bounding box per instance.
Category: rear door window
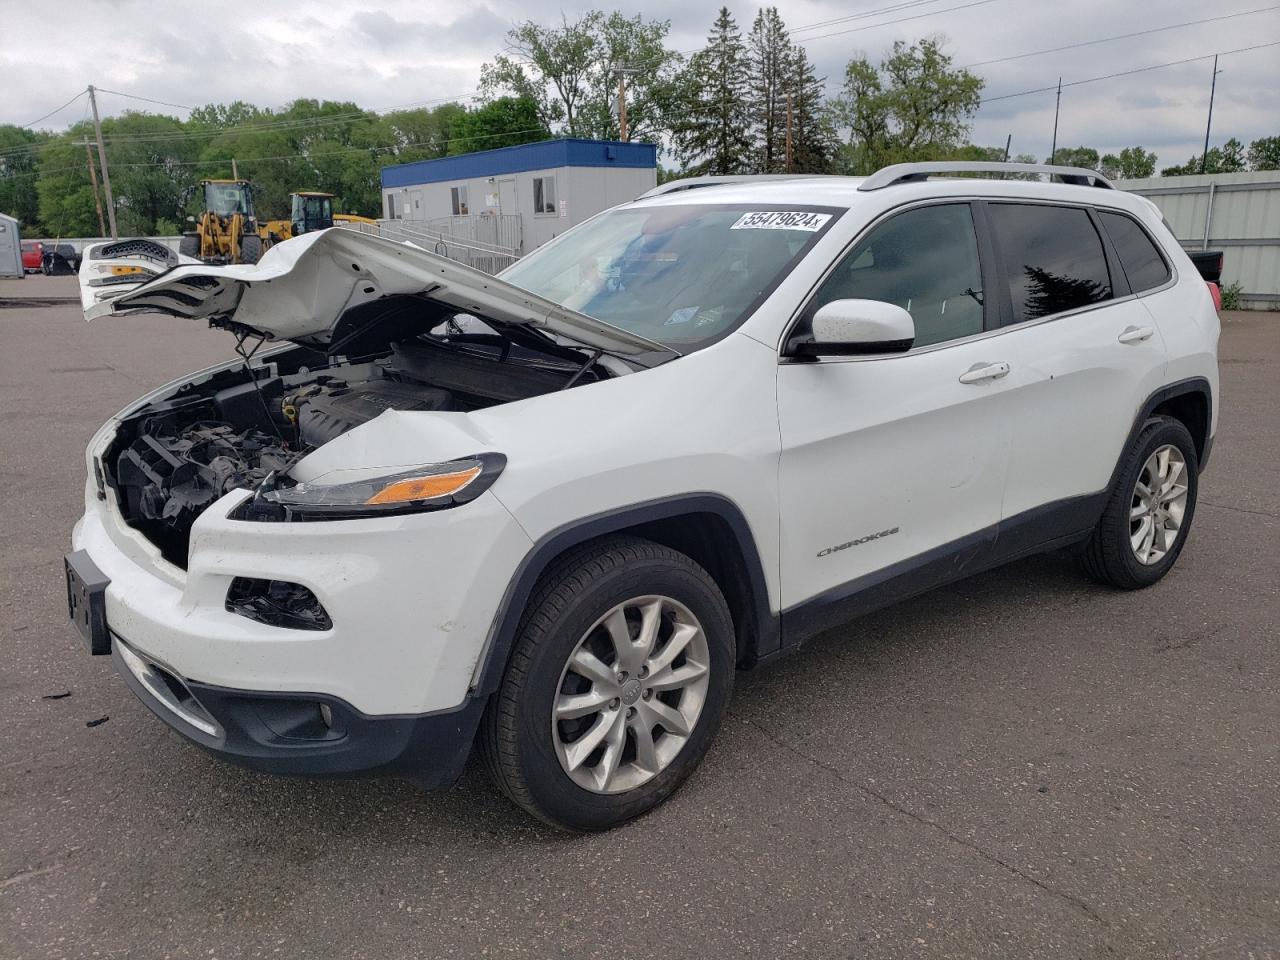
[1098,211,1171,293]
[988,203,1113,323]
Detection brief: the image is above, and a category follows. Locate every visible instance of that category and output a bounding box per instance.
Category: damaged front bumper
[68,453,533,781]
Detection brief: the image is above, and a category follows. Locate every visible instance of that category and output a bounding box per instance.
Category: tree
[1099,146,1156,179]
[672,8,753,176]
[480,12,683,142]
[746,7,791,173]
[0,125,48,233]
[827,38,982,175]
[1161,137,1248,176]
[385,103,468,163]
[783,45,832,173]
[1248,135,1280,171]
[446,97,549,156]
[1048,145,1100,169]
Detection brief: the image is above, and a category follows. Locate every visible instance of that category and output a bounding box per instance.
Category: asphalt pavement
[2,274,1277,959]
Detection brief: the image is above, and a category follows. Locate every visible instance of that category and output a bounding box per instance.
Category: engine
[106,332,600,567]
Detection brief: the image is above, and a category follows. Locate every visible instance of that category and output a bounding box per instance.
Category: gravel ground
[2,275,1277,959]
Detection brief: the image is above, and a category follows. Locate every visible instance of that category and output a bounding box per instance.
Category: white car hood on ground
[79,228,674,361]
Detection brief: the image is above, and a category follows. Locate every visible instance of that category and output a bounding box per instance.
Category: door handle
[1118,324,1155,344]
[958,361,1011,384]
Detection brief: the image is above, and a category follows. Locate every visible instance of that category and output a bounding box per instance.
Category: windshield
[206,183,252,217]
[500,203,839,351]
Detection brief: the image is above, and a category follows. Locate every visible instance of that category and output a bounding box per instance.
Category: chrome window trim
[779,194,1176,365]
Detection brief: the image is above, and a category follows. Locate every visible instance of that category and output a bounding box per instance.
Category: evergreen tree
[782,45,831,173]
[747,7,791,173]
[673,8,753,175]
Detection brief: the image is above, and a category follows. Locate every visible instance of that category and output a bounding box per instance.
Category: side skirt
[779,492,1106,649]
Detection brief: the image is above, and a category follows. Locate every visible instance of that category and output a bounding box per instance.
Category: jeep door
[981,201,1170,546]
[776,201,1014,636]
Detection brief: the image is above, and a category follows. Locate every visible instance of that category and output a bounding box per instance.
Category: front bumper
[109,635,484,783]
[72,484,531,717]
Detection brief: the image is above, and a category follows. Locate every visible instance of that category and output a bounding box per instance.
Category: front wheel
[238,233,262,265]
[1083,415,1199,589]
[480,536,735,831]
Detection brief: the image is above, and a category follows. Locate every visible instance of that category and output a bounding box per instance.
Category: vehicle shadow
[153,548,1093,852]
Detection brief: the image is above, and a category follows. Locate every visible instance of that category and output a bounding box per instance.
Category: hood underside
[80,229,676,362]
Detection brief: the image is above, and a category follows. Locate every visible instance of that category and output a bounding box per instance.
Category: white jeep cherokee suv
[66,162,1219,830]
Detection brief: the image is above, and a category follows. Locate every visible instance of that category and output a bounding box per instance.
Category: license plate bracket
[65,550,110,655]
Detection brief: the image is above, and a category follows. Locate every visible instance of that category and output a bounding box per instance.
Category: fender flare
[1106,376,1214,493]
[470,493,776,698]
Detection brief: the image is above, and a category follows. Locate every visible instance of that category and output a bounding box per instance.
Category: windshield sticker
[730,211,831,232]
[665,306,699,326]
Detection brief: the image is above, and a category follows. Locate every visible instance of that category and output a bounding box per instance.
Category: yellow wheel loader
[179,180,262,264]
[259,192,378,250]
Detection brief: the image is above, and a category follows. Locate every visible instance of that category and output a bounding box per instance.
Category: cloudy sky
[2,0,1277,168]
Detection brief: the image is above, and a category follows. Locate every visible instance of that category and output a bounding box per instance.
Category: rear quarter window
[988,203,1113,323]
[1098,210,1171,293]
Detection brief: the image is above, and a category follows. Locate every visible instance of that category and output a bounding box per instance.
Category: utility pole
[77,141,106,237]
[87,85,117,239]
[612,63,637,142]
[232,157,239,179]
[785,94,794,173]
[1050,77,1062,163]
[1201,55,1222,175]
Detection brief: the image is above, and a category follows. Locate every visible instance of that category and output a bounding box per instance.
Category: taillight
[1206,281,1222,311]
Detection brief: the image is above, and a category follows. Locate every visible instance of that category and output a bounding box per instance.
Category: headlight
[235,453,505,522]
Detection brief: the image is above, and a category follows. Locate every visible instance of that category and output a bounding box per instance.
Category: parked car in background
[20,240,43,273]
[67,162,1219,830]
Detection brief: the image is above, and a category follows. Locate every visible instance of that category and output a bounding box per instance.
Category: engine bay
[104,296,609,566]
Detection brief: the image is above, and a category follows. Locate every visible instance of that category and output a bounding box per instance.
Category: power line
[0,90,486,160]
[789,0,956,34]
[792,0,998,44]
[3,125,552,179]
[94,88,194,111]
[676,0,994,55]
[21,89,87,129]
[979,39,1280,104]
[964,4,1280,68]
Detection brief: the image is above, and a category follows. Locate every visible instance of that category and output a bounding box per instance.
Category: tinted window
[806,203,984,347]
[1099,211,1170,293]
[989,204,1112,322]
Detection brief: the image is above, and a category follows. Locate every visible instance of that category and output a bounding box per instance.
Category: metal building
[0,212,23,278]
[1117,170,1280,309]
[380,138,657,267]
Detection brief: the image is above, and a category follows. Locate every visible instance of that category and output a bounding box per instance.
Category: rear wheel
[480,536,734,831]
[1083,416,1199,589]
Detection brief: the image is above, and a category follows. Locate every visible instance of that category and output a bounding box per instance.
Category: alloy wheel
[551,595,711,794]
[1130,443,1189,565]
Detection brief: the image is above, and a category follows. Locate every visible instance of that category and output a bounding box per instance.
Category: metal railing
[338,218,520,274]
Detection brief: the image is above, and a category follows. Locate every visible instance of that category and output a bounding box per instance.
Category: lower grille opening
[226,578,332,631]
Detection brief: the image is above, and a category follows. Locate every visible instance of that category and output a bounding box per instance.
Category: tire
[238,233,262,265]
[480,535,735,831]
[178,233,200,259]
[1082,415,1199,589]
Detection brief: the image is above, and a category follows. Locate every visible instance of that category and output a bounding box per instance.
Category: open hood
[81,229,676,362]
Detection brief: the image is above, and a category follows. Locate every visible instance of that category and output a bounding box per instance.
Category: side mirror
[789,299,915,357]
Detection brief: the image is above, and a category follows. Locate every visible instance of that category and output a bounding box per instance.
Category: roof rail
[858,161,1114,192]
[639,174,820,199]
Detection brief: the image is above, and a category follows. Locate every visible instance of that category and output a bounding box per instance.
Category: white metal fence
[1117,171,1280,310]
